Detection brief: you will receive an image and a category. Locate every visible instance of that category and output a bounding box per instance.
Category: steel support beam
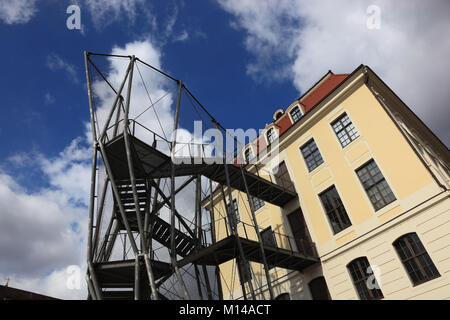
[240,166,274,300]
[170,80,190,300]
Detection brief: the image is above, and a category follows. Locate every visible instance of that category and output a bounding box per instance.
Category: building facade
[203,65,450,300]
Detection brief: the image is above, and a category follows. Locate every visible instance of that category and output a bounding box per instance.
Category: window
[244,147,253,163]
[308,277,331,300]
[290,106,302,123]
[319,186,351,234]
[266,128,276,144]
[260,227,277,248]
[227,199,240,222]
[347,257,384,300]
[274,161,295,192]
[287,208,315,256]
[356,160,396,211]
[331,113,359,147]
[251,196,265,211]
[275,293,290,300]
[300,139,324,172]
[393,233,440,286]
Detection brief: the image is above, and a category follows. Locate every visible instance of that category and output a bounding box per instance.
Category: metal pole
[219,127,256,300]
[99,60,133,141]
[135,255,140,300]
[97,142,139,254]
[195,175,213,300]
[84,52,103,300]
[239,166,274,300]
[209,179,216,244]
[122,56,159,300]
[92,177,109,259]
[170,80,190,300]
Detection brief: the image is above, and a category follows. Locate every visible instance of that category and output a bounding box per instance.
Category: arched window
[290,106,302,123]
[308,276,331,300]
[393,233,440,286]
[347,257,383,300]
[266,128,276,144]
[274,293,290,300]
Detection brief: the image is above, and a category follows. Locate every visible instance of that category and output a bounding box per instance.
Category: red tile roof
[300,74,349,113]
[239,72,349,161]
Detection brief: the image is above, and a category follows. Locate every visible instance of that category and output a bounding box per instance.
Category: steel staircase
[115,179,198,257]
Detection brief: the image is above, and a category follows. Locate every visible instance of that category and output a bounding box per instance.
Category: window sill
[307,161,326,176]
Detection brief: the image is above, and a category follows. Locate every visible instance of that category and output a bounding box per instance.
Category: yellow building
[202,65,450,300]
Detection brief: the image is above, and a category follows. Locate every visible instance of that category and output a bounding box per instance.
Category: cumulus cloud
[0,38,186,299]
[0,163,88,299]
[217,0,450,146]
[0,0,37,24]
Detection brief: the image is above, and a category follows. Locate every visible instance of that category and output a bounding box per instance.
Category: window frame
[289,106,303,123]
[300,138,324,172]
[355,159,396,211]
[251,196,265,211]
[393,233,441,286]
[318,185,352,234]
[331,112,360,148]
[266,127,277,145]
[346,257,384,300]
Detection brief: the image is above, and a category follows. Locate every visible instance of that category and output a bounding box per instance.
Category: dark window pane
[290,106,303,123]
[332,113,360,147]
[301,139,324,172]
[319,186,351,234]
[393,233,440,286]
[356,160,396,211]
[347,257,383,300]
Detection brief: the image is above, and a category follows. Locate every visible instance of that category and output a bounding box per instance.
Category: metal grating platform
[104,134,297,207]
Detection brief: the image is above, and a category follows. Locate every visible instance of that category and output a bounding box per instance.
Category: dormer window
[244,147,253,163]
[267,128,276,144]
[290,106,302,123]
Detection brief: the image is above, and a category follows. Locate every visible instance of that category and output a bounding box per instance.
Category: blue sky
[0,0,449,299]
[0,0,299,165]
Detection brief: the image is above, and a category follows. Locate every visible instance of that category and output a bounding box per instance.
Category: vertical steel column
[222,150,256,300]
[122,56,159,300]
[84,51,102,300]
[134,255,140,300]
[239,166,274,300]
[209,179,223,300]
[195,175,213,300]
[170,80,190,300]
[208,179,216,244]
[92,177,108,259]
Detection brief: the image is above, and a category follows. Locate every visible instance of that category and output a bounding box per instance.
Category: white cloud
[0,0,37,24]
[0,38,185,299]
[46,53,79,83]
[0,168,88,299]
[217,0,450,145]
[85,0,147,29]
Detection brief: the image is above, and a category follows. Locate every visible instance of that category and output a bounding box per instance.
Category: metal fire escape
[84,52,319,300]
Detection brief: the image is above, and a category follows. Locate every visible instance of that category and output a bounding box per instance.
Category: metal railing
[207,215,318,258]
